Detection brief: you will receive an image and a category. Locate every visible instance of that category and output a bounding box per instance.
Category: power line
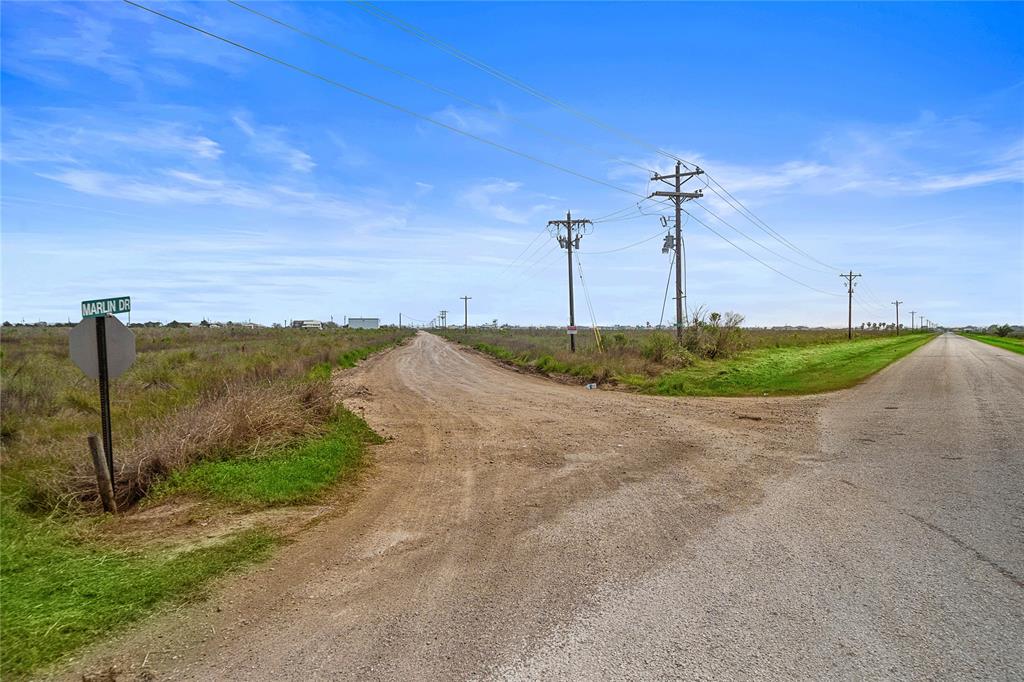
[700,173,839,272]
[683,207,843,298]
[591,198,659,223]
[349,0,699,170]
[575,253,603,351]
[513,242,562,280]
[659,248,676,328]
[347,0,839,281]
[577,228,667,255]
[498,223,550,276]
[128,0,859,306]
[228,0,654,176]
[690,200,835,274]
[123,0,645,200]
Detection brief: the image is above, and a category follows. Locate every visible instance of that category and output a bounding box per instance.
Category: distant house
[291,320,323,330]
[348,317,380,330]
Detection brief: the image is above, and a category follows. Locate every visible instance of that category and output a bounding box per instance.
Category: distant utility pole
[650,161,704,342]
[439,310,448,329]
[460,296,471,331]
[892,300,903,336]
[548,210,593,352]
[908,310,916,331]
[839,271,862,340]
[399,312,402,329]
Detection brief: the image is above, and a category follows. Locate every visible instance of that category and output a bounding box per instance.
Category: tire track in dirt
[63,331,821,681]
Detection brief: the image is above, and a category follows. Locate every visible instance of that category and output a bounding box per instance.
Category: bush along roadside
[444,328,935,396]
[0,331,406,679]
[960,332,1024,355]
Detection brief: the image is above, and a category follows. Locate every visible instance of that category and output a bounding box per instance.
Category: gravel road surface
[65,332,1022,681]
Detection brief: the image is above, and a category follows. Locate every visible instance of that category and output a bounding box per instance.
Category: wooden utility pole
[650,162,704,342]
[839,271,861,340]
[460,296,471,331]
[548,211,592,352]
[892,300,903,335]
[909,310,916,331]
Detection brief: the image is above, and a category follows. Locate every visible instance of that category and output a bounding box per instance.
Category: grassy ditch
[439,326,934,396]
[0,506,275,679]
[157,409,382,507]
[961,333,1024,355]
[642,333,934,396]
[0,325,409,678]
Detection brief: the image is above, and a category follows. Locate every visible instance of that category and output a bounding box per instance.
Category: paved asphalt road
[499,333,1023,679]
[66,332,1022,681]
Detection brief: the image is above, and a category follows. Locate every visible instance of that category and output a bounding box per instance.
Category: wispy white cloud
[458,179,553,224]
[2,116,222,165]
[232,113,315,173]
[617,114,1023,209]
[17,6,141,86]
[433,104,506,137]
[39,167,400,226]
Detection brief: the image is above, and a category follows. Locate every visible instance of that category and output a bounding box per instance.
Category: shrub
[642,332,676,363]
[683,308,745,360]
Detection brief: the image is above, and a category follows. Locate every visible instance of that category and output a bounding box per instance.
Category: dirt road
[67,332,1022,680]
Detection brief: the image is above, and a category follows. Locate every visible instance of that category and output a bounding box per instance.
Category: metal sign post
[95,316,114,484]
[70,297,135,496]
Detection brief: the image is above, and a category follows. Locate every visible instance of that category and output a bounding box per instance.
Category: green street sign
[82,296,131,318]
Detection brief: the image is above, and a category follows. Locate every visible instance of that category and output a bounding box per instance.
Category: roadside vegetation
[0,325,411,678]
[960,325,1024,355]
[437,312,935,396]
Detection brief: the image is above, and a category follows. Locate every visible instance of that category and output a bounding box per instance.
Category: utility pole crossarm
[651,168,704,184]
[652,162,705,341]
[651,190,704,199]
[549,210,592,353]
[840,271,862,340]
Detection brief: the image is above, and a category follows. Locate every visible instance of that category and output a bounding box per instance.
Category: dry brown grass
[2,326,411,513]
[79,381,334,508]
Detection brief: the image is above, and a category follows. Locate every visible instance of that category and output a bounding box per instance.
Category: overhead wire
[350,0,843,282]
[699,173,839,272]
[348,0,699,170]
[577,228,667,255]
[689,200,835,274]
[513,242,562,280]
[228,0,655,175]
[574,252,603,351]
[123,0,645,200]
[681,207,844,298]
[498,223,550,276]
[659,249,675,328]
[128,0,859,304]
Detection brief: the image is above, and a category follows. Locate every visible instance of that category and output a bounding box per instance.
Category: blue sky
[2,1,1022,327]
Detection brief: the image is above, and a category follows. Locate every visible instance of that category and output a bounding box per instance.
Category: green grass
[306,340,399,380]
[156,409,383,507]
[640,333,934,396]
[961,333,1024,355]
[0,326,407,678]
[0,508,276,679]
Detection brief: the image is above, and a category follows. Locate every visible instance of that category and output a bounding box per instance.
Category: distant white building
[348,317,380,330]
[291,320,323,330]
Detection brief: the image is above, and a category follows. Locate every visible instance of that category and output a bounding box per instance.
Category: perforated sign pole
[95,316,115,493]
